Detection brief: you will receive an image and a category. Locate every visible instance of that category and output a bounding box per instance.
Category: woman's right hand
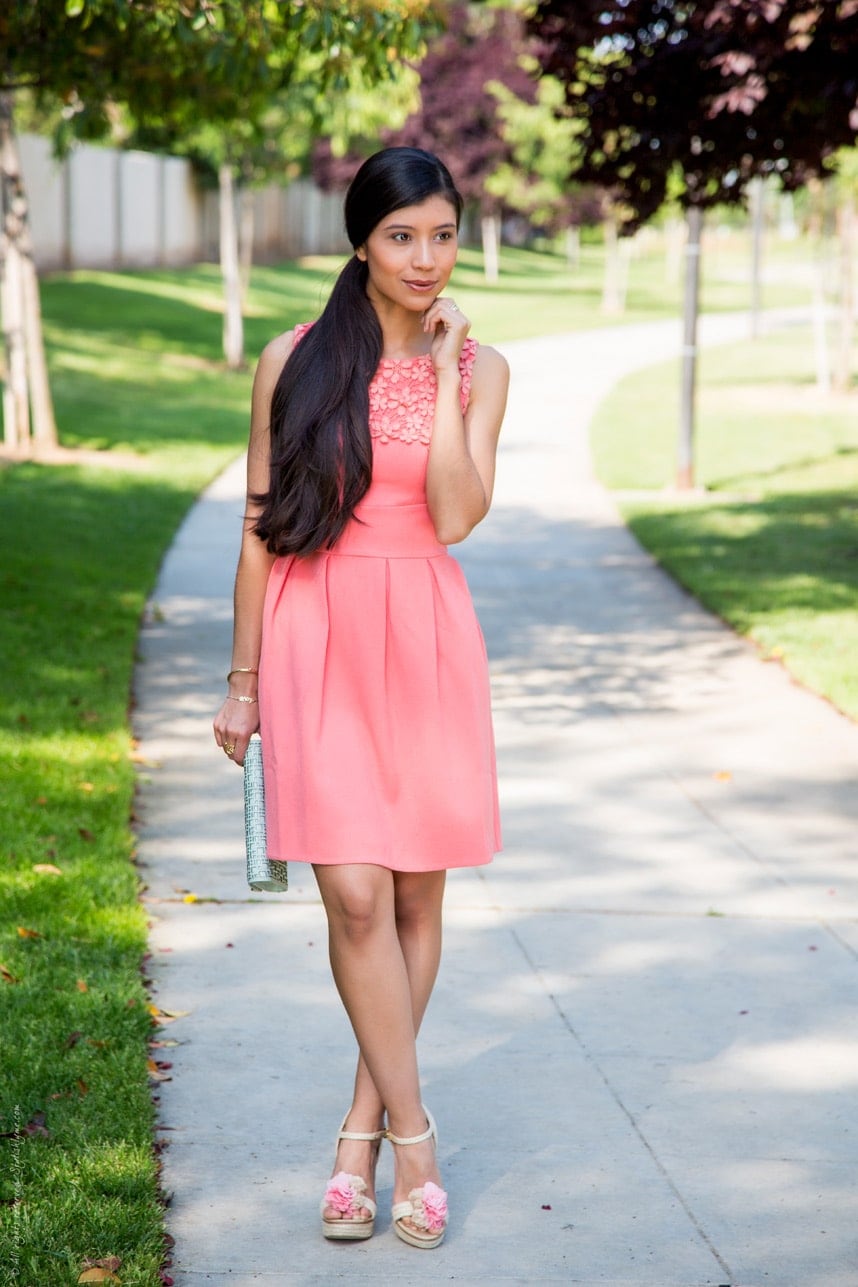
[213,698,260,768]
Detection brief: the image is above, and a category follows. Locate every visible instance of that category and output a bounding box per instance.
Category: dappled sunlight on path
[136,312,858,1287]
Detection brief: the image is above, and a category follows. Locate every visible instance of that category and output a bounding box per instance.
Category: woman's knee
[393,871,445,933]
[316,865,393,944]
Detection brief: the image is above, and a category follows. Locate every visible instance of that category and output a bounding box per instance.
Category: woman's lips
[404,280,437,293]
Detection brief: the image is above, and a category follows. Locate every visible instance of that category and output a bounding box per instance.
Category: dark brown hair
[253,147,463,555]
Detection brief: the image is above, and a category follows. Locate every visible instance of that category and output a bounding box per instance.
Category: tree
[530,0,858,487]
[1,0,435,449]
[827,147,858,392]
[485,72,582,234]
[388,2,537,282]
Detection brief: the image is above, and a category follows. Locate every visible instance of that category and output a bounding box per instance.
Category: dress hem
[265,850,500,873]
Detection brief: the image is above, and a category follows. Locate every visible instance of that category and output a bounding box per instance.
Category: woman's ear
[355,245,367,263]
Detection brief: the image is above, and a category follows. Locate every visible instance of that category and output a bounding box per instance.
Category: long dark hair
[254,147,464,556]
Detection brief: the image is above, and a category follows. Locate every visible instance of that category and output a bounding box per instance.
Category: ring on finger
[448,302,459,312]
[224,741,236,757]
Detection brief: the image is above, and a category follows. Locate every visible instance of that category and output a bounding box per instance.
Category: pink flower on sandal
[324,1171,363,1215]
[420,1181,448,1233]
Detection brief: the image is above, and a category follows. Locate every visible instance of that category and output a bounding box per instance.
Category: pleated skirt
[258,502,501,871]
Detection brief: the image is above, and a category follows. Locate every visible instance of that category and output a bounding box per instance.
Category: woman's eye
[392,232,410,243]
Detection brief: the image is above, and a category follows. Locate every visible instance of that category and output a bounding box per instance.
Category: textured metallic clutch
[243,734,288,892]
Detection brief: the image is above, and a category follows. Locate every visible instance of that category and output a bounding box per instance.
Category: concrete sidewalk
[136,314,858,1287]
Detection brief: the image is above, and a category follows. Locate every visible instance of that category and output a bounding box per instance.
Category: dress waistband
[330,503,446,558]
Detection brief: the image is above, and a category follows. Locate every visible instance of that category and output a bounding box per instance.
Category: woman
[213,147,508,1250]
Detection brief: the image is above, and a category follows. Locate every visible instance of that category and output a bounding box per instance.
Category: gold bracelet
[227,667,258,680]
[226,694,258,704]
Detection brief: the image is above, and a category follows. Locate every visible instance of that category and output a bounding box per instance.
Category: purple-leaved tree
[530,0,858,486]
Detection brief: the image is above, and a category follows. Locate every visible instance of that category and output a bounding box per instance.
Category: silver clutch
[243,734,288,892]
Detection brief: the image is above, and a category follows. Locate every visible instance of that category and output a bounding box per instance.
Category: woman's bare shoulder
[259,328,296,371]
[253,329,296,399]
[472,343,510,387]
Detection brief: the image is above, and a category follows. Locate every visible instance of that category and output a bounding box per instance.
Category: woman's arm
[212,331,293,765]
[424,303,509,545]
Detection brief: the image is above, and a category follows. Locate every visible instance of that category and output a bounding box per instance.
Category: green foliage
[3,1,436,171]
[486,70,592,230]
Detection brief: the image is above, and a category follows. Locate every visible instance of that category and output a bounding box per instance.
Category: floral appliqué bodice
[292,323,478,446]
[369,340,478,445]
[291,323,478,507]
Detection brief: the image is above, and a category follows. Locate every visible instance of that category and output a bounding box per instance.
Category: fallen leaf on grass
[77,1079,89,1096]
[147,1059,172,1083]
[149,1039,179,1049]
[78,782,95,792]
[78,1267,121,1283]
[81,1257,122,1273]
[32,863,63,875]
[77,979,89,992]
[0,1111,50,1140]
[17,926,42,939]
[0,964,19,984]
[78,827,95,842]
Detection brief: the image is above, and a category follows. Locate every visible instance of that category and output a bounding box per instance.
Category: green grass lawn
[0,236,824,1282]
[590,323,858,719]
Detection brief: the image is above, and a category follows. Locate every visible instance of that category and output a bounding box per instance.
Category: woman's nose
[412,239,435,269]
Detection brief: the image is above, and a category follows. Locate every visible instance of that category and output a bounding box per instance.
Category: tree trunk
[749,176,764,339]
[219,162,244,370]
[677,204,703,490]
[807,177,831,393]
[22,248,57,447]
[1,233,28,450]
[812,245,831,395]
[238,184,255,304]
[834,193,855,394]
[1,92,57,452]
[601,213,624,315]
[565,223,580,270]
[665,216,685,286]
[480,212,500,285]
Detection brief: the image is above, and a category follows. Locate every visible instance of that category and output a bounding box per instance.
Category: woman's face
[357,194,459,314]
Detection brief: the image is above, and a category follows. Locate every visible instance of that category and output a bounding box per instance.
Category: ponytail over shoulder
[253,147,463,557]
[253,256,381,555]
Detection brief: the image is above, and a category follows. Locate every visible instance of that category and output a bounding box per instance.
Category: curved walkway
[136,313,858,1286]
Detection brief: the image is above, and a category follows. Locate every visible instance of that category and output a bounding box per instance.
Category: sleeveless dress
[258,324,501,872]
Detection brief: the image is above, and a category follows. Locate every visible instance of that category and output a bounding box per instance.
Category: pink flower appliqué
[421,1181,448,1233]
[324,1171,359,1215]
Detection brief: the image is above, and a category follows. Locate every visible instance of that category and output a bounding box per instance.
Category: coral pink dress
[258,324,501,871]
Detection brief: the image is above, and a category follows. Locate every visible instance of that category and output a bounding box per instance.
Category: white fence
[20,133,350,273]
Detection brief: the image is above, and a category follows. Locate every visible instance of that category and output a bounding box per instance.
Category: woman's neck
[370,297,432,361]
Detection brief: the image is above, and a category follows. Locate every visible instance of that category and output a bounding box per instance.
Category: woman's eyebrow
[382,221,457,231]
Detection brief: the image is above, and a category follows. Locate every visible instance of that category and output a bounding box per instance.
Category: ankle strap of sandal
[385,1123,433,1146]
[338,1127,386,1143]
[385,1106,438,1148]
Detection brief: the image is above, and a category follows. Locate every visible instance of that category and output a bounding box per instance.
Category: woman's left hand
[423,296,470,375]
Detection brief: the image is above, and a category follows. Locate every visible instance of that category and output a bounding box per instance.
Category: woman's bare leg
[315,864,446,1220]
